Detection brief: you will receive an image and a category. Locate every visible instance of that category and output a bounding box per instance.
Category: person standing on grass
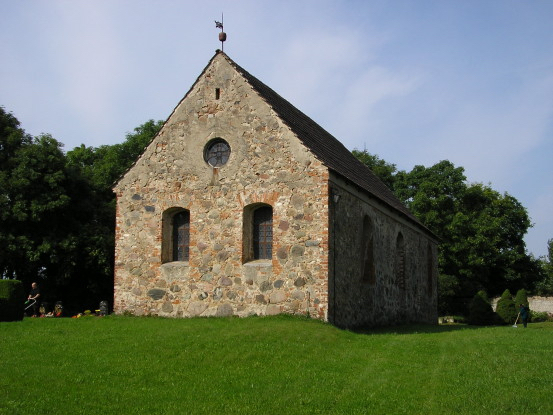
[28,282,40,317]
[519,303,529,328]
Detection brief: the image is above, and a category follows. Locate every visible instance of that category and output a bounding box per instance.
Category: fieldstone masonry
[113,51,438,328]
[114,53,329,320]
[329,174,437,327]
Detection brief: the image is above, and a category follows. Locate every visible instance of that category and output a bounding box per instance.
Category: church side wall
[328,174,438,328]
[113,55,330,319]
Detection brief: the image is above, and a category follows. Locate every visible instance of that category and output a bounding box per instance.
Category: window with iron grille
[173,211,190,261]
[253,206,272,260]
[204,138,230,167]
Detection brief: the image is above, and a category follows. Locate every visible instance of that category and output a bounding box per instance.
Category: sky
[1,0,552,257]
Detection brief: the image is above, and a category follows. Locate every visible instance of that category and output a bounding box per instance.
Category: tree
[73,119,164,189]
[0,121,71,287]
[0,107,32,279]
[495,289,516,324]
[352,149,397,189]
[452,183,532,295]
[437,274,460,315]
[394,162,533,300]
[535,239,553,295]
[61,119,163,311]
[468,290,496,325]
[1,107,163,313]
[352,151,538,314]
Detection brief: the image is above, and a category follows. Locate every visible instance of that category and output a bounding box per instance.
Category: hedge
[468,290,497,325]
[0,279,25,322]
[496,289,517,324]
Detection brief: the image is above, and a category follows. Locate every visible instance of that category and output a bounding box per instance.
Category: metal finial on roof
[215,13,226,52]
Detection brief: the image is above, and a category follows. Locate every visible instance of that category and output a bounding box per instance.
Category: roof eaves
[220,53,435,237]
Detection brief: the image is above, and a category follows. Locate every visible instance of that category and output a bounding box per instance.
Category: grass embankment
[1,315,551,414]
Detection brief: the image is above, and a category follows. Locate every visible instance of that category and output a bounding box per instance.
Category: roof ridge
[115,50,433,237]
[220,53,432,235]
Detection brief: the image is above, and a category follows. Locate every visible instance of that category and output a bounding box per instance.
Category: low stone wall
[527,296,553,313]
[492,296,553,314]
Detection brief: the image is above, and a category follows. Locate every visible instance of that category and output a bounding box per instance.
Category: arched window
[253,206,273,260]
[162,208,190,263]
[361,215,375,284]
[173,211,190,261]
[427,242,433,296]
[396,233,405,290]
[243,204,273,262]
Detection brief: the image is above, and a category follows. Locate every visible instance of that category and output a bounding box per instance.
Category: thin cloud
[427,69,553,187]
[48,2,125,146]
[334,65,422,149]
[1,0,551,256]
[269,28,365,111]
[526,184,553,257]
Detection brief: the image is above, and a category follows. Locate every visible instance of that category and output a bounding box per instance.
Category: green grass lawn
[1,315,551,415]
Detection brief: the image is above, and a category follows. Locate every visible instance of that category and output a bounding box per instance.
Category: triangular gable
[115,50,432,237]
[219,52,432,235]
[113,52,223,189]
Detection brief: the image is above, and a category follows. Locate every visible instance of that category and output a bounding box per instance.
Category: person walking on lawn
[519,303,529,328]
[28,282,40,317]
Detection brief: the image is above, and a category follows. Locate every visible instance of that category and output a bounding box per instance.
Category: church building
[113,50,438,328]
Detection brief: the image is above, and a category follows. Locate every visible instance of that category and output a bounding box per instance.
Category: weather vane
[215,13,226,51]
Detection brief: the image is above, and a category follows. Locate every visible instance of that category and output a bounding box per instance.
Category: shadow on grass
[355,321,553,335]
[351,323,489,336]
[266,314,488,335]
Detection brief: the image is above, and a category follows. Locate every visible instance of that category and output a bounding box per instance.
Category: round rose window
[204,138,230,167]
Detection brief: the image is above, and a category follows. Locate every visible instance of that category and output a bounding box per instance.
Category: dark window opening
[396,233,405,290]
[361,215,376,284]
[427,243,433,296]
[215,88,221,100]
[253,206,273,260]
[173,211,190,261]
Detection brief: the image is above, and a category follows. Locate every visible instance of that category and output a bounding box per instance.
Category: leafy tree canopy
[66,119,164,189]
[1,107,162,312]
[354,149,539,313]
[535,239,553,295]
[352,149,397,189]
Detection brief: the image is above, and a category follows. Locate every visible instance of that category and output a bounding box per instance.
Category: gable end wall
[113,54,331,319]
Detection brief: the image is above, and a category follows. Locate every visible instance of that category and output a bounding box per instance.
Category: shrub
[513,289,530,322]
[0,280,25,322]
[530,311,552,322]
[496,289,517,324]
[468,290,497,325]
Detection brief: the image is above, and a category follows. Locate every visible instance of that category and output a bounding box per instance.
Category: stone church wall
[328,174,438,328]
[113,55,331,319]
